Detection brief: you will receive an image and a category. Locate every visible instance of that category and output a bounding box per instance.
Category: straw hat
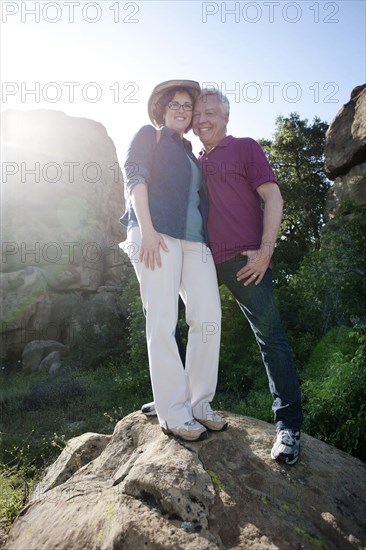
[147,79,201,127]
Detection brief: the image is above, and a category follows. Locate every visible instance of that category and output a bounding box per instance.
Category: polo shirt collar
[198,135,234,158]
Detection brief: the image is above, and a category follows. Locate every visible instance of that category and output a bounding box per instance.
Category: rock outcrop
[1,110,128,361]
[21,340,68,372]
[6,413,366,549]
[325,85,366,217]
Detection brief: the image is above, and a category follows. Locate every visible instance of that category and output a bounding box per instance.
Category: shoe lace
[280,429,295,445]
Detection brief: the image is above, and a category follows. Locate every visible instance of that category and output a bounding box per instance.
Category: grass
[0,359,153,546]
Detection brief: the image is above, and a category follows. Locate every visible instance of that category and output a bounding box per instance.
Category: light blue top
[184,156,205,242]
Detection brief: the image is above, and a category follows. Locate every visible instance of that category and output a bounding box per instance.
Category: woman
[120,80,226,441]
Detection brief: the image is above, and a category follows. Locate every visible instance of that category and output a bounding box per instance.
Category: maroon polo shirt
[198,135,278,265]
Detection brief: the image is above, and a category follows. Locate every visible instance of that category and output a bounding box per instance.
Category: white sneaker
[161,419,208,441]
[141,401,157,416]
[271,429,301,465]
[195,412,227,431]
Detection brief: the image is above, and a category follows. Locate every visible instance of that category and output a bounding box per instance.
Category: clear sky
[1,0,365,158]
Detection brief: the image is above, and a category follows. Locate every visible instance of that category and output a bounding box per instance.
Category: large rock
[36,432,112,495]
[6,413,366,549]
[0,267,49,329]
[326,162,366,216]
[22,340,68,371]
[39,350,62,374]
[0,267,53,359]
[1,110,127,360]
[324,87,366,179]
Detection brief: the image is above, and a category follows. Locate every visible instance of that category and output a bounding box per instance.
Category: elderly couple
[120,80,303,465]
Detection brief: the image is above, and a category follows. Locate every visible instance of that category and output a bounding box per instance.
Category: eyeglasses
[167,101,193,111]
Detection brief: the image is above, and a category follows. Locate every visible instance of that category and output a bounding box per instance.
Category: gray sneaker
[271,429,300,465]
[161,419,208,441]
[195,412,227,431]
[141,401,157,416]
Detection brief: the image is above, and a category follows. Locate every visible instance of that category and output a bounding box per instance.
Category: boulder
[324,87,366,179]
[1,109,127,360]
[6,413,366,549]
[326,162,366,217]
[39,351,62,374]
[22,340,68,371]
[0,266,49,329]
[35,432,112,496]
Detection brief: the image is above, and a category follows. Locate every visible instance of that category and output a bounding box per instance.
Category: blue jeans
[216,255,303,431]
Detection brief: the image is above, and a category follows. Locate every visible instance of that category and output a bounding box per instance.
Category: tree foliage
[281,203,366,342]
[259,113,330,282]
[302,325,366,461]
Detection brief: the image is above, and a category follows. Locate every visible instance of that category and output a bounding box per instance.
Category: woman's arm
[124,126,169,269]
[131,184,168,269]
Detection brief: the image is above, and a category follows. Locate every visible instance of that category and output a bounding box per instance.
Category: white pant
[123,226,221,429]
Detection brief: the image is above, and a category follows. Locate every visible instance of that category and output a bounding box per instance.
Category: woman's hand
[140,229,169,269]
[130,185,169,269]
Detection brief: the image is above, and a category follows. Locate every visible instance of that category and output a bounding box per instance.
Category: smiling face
[192,94,229,151]
[163,91,193,137]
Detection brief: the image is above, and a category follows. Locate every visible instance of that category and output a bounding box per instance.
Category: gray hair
[198,87,230,116]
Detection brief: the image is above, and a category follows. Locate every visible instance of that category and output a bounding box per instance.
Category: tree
[284,203,366,338]
[259,113,330,283]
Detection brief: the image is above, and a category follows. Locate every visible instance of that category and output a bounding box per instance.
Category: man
[192,88,302,464]
[142,88,303,465]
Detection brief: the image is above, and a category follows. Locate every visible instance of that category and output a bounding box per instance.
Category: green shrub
[275,202,366,375]
[281,204,366,339]
[119,273,149,369]
[302,325,366,460]
[240,387,273,423]
[0,464,35,526]
[218,286,264,394]
[21,375,87,412]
